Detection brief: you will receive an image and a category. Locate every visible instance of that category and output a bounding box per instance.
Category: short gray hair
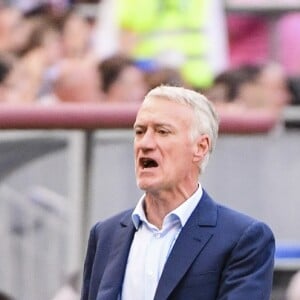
[143,85,219,173]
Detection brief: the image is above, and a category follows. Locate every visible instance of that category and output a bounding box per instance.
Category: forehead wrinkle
[134,119,177,130]
[135,98,193,129]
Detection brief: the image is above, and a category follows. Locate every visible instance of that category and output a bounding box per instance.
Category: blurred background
[1,0,300,299]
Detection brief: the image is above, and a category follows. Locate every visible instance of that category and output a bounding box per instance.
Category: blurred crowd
[0,0,299,119]
[0,0,150,105]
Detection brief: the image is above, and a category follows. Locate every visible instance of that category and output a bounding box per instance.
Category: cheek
[133,144,139,161]
[172,147,194,166]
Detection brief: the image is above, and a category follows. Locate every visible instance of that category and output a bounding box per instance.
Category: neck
[143,184,199,229]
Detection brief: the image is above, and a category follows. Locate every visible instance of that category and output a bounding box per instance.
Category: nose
[135,129,156,150]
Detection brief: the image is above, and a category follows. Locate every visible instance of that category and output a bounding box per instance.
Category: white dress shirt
[121,185,203,300]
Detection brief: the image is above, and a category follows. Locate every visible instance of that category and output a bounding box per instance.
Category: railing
[0,102,278,132]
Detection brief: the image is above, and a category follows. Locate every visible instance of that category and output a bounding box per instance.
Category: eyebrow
[133,122,175,130]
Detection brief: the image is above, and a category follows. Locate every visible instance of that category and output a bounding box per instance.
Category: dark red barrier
[219,109,279,134]
[0,103,279,133]
[0,103,140,130]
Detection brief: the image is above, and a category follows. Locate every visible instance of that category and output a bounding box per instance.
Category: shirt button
[147,270,154,277]
[155,233,161,238]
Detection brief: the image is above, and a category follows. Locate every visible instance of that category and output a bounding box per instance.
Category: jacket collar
[96,210,135,300]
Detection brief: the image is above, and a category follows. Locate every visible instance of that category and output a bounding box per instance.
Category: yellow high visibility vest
[117,0,213,89]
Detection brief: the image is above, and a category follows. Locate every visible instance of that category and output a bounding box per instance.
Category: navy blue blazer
[81,190,275,300]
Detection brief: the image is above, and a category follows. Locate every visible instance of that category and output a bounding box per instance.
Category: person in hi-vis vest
[94,0,228,90]
[116,0,228,90]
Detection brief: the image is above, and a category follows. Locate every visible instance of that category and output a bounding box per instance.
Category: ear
[192,134,210,163]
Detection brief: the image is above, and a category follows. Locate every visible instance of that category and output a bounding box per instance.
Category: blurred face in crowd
[0,7,27,54]
[238,64,291,110]
[237,80,263,108]
[109,65,148,103]
[205,82,229,105]
[257,64,291,109]
[134,97,207,196]
[55,60,101,103]
[62,13,92,58]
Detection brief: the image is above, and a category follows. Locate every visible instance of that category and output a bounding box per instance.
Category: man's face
[134,97,203,194]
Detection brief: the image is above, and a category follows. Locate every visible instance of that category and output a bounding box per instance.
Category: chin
[137,179,158,192]
[137,181,150,191]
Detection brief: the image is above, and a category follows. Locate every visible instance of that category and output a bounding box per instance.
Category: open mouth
[140,157,158,169]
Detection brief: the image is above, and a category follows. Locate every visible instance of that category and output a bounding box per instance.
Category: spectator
[60,9,96,62]
[145,67,187,91]
[0,5,28,57]
[39,58,102,104]
[206,64,263,111]
[207,62,291,113]
[98,54,148,103]
[256,62,292,111]
[207,64,261,105]
[103,0,229,90]
[5,16,63,102]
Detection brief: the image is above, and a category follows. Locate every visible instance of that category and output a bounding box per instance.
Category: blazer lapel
[97,211,135,300]
[154,192,217,300]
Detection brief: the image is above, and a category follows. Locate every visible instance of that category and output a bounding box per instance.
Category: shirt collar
[132,184,203,230]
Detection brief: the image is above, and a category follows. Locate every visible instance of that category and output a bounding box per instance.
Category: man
[81,85,275,300]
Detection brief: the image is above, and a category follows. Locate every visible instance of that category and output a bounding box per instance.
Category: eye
[157,129,169,136]
[134,127,144,136]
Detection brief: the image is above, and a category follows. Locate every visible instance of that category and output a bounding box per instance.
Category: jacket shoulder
[91,209,133,238]
[202,190,274,237]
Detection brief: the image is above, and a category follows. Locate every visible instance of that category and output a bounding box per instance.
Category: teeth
[140,158,158,168]
[141,158,150,167]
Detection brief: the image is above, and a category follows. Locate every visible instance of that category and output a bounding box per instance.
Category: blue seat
[275,243,300,259]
